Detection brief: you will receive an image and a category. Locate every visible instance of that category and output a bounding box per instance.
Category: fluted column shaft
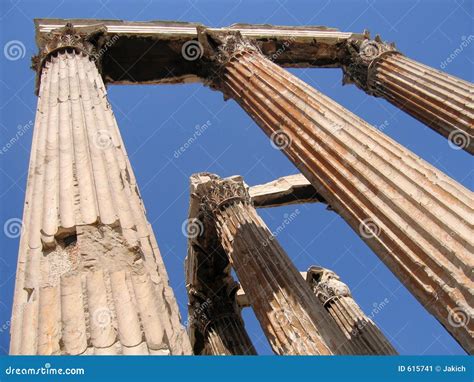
[188,287,256,355]
[10,26,191,355]
[306,267,397,355]
[207,39,473,353]
[186,173,256,355]
[204,315,256,355]
[197,175,352,355]
[343,39,474,153]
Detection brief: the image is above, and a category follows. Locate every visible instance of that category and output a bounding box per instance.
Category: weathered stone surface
[201,31,473,353]
[12,18,473,357]
[305,266,397,355]
[185,174,256,355]
[341,35,398,94]
[342,36,474,154]
[191,173,353,355]
[236,268,398,355]
[34,19,365,86]
[10,31,191,355]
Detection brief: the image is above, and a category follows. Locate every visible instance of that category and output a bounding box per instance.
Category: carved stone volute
[200,175,252,215]
[306,266,352,306]
[196,27,261,96]
[342,34,399,94]
[32,23,107,93]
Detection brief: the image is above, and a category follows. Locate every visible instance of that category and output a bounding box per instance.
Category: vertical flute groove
[191,174,355,355]
[342,38,474,153]
[11,39,191,355]
[208,42,473,353]
[306,266,397,355]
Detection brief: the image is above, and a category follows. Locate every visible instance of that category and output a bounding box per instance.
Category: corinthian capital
[196,174,252,215]
[31,23,106,93]
[342,35,399,94]
[306,266,352,305]
[32,23,106,71]
[196,27,261,94]
[197,27,260,65]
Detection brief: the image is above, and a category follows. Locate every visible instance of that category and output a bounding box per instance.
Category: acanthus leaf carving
[200,175,252,216]
[306,266,352,306]
[342,35,399,95]
[32,22,107,94]
[196,27,261,97]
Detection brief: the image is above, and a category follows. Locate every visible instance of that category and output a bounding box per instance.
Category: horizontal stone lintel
[236,271,308,308]
[34,19,364,85]
[249,174,326,208]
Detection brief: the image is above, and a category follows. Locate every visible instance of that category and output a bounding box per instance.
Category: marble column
[9,24,192,355]
[187,286,257,355]
[199,30,473,353]
[305,266,397,355]
[191,173,353,355]
[185,173,256,355]
[342,36,474,154]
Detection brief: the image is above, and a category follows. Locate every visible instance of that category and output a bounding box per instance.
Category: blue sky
[0,0,472,355]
